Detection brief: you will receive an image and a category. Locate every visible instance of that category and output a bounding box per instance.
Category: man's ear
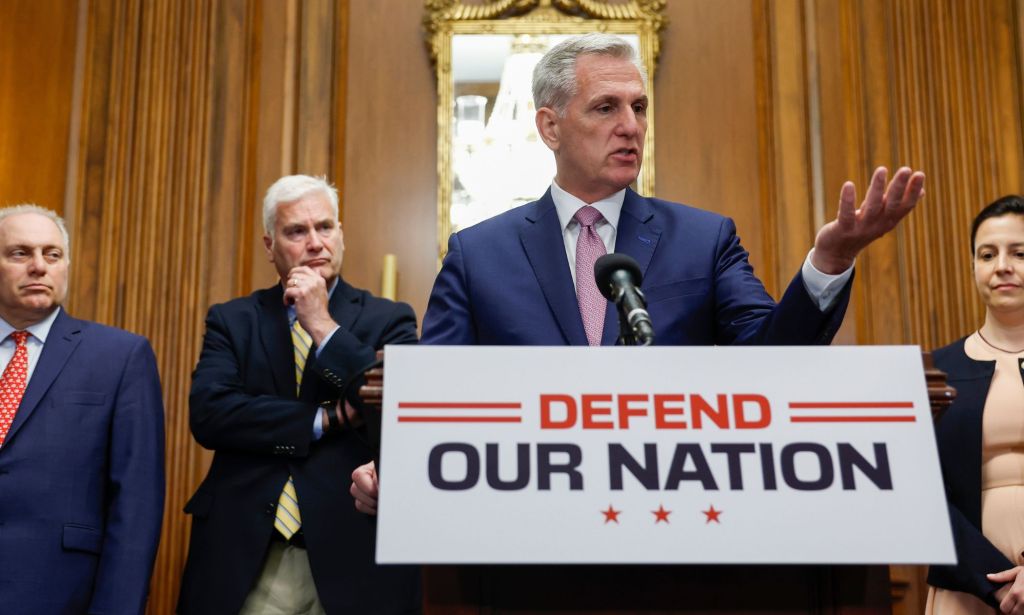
[263,235,273,261]
[535,107,560,151]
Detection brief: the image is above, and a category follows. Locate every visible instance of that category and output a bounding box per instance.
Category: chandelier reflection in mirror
[451,35,556,232]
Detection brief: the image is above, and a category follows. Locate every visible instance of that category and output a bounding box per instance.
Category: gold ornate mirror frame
[425,0,666,262]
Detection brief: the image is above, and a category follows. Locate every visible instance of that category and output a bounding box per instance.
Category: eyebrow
[976,242,1024,251]
[6,243,63,251]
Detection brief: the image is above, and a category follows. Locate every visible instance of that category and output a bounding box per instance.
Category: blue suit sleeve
[422,233,478,345]
[89,337,165,615]
[712,217,850,345]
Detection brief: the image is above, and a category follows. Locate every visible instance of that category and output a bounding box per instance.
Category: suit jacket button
[265,503,276,515]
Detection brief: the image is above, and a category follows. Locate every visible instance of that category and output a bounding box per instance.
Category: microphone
[594,253,654,346]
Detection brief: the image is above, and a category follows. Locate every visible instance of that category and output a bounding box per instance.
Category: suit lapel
[328,279,361,333]
[520,191,588,346]
[257,285,296,397]
[601,189,663,345]
[5,310,83,446]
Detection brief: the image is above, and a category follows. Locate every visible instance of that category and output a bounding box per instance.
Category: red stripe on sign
[790,416,917,423]
[398,402,522,409]
[788,402,914,409]
[397,416,522,423]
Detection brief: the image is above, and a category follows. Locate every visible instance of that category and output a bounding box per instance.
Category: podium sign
[376,346,954,565]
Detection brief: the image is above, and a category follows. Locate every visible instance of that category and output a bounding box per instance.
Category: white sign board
[376,346,954,565]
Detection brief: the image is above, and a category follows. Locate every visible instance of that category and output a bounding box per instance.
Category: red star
[652,504,671,524]
[702,505,722,524]
[601,505,621,524]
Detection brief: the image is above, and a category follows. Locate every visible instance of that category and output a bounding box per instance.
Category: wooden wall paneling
[853,0,906,347]
[296,0,336,177]
[333,0,350,222]
[986,0,1024,209]
[752,0,781,296]
[754,0,818,296]
[808,0,858,345]
[907,0,973,347]
[0,0,79,211]
[207,0,258,309]
[888,0,1024,351]
[1019,0,1024,148]
[343,0,438,319]
[247,0,298,294]
[889,0,933,349]
[67,0,113,319]
[656,1,771,292]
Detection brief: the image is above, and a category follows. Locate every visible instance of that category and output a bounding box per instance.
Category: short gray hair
[532,33,648,115]
[262,175,339,236]
[0,204,71,262]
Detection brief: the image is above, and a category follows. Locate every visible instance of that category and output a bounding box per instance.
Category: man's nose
[616,108,640,136]
[307,229,324,251]
[27,252,47,273]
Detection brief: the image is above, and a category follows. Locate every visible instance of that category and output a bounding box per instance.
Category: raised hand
[284,265,337,344]
[812,166,926,274]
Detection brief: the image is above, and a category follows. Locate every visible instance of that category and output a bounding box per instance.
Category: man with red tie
[0,205,165,614]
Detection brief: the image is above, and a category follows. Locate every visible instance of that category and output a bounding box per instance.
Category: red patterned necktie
[574,206,607,346]
[0,331,30,446]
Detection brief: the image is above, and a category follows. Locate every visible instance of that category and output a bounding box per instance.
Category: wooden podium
[421,564,891,614]
[360,351,954,615]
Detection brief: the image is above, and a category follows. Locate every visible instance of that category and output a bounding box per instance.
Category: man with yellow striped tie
[178,175,421,615]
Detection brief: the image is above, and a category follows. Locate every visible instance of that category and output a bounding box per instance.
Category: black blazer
[177,280,420,615]
[928,337,1015,607]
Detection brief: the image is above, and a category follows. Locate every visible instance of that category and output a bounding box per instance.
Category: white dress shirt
[0,306,62,383]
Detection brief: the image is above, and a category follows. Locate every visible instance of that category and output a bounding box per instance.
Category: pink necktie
[574,206,607,346]
[0,331,30,446]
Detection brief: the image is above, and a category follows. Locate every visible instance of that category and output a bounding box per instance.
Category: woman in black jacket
[929,195,1024,615]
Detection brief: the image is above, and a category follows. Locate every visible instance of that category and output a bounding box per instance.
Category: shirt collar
[0,305,61,344]
[550,181,625,232]
[286,277,339,323]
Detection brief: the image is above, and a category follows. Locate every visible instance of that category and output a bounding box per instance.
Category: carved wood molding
[424,0,666,66]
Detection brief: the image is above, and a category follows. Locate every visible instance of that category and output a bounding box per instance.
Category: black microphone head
[594,253,643,300]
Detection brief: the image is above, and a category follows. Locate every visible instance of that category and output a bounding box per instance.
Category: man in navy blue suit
[0,205,165,614]
[351,33,926,512]
[419,33,926,348]
[178,175,420,614]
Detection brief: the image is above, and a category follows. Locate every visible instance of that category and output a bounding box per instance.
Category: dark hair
[971,195,1024,254]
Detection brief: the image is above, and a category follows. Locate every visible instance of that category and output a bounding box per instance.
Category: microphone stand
[616,308,638,346]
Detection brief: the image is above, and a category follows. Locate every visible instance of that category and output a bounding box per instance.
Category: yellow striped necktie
[291,320,313,395]
[274,320,313,539]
